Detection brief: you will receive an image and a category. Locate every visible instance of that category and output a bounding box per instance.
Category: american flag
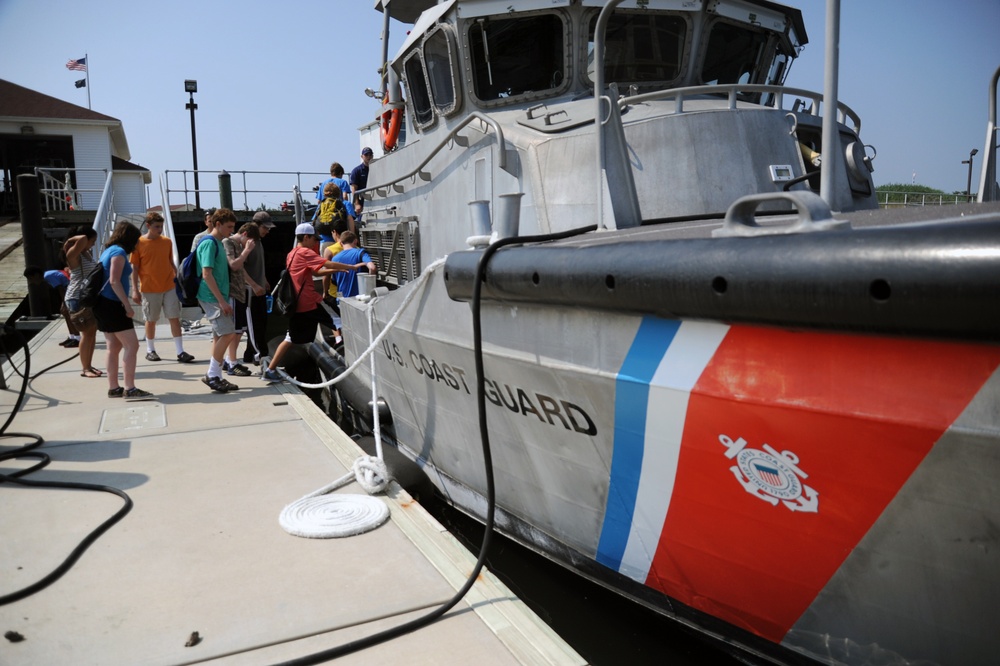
[66,57,87,72]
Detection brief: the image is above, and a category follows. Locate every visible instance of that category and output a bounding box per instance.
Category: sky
[1,0,998,210]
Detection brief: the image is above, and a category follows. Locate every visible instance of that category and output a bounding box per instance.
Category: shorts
[199,299,236,336]
[94,296,134,333]
[142,289,182,322]
[231,297,248,332]
[285,306,335,345]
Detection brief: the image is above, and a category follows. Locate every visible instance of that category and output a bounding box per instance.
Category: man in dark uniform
[349,147,374,222]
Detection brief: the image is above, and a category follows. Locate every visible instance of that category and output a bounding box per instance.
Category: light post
[184,79,201,210]
[962,148,979,199]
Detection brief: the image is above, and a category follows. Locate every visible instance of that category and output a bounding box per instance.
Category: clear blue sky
[1,0,998,208]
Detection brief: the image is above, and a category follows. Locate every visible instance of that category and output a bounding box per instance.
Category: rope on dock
[279,456,390,538]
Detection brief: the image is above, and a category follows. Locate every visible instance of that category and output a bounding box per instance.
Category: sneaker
[261,368,283,383]
[177,351,196,363]
[201,375,230,393]
[220,377,240,391]
[145,351,162,362]
[63,338,80,348]
[225,362,252,377]
[108,387,124,398]
[124,387,154,400]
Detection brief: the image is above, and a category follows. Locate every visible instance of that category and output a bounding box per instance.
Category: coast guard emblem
[719,434,819,513]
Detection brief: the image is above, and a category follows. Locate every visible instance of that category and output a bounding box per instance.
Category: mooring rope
[279,456,390,538]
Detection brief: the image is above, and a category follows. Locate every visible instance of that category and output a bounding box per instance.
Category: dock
[0,318,585,665]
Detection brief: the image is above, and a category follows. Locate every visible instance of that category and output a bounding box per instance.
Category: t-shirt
[286,245,327,313]
[331,247,371,298]
[323,242,344,297]
[222,236,248,303]
[349,163,369,205]
[99,245,132,300]
[43,270,69,289]
[130,235,176,293]
[196,236,228,303]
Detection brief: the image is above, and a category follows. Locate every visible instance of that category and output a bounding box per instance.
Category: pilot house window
[587,13,687,86]
[469,14,565,102]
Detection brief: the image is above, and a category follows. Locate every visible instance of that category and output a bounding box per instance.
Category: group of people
[52,192,376,398]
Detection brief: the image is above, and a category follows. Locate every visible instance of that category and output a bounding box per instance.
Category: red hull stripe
[645,327,1000,641]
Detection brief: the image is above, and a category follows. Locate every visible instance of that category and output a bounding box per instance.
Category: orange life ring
[380,97,402,153]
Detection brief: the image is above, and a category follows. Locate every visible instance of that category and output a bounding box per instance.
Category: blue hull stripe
[597,317,681,570]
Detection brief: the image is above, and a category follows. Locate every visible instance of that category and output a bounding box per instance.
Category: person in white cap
[261,222,366,383]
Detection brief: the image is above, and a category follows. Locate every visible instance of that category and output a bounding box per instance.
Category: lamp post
[184,79,201,210]
[962,148,979,199]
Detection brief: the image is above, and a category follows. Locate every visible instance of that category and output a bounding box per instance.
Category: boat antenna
[380,1,391,100]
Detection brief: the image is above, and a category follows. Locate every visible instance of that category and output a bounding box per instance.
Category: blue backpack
[176,236,217,304]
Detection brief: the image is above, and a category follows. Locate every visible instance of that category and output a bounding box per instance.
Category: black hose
[0,327,134,607]
[273,224,597,664]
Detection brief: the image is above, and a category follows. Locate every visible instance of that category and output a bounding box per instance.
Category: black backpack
[78,264,106,308]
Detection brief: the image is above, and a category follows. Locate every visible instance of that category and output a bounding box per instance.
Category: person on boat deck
[349,147,373,222]
[330,231,377,299]
[23,265,78,347]
[242,211,274,364]
[197,208,241,394]
[311,181,353,253]
[261,223,366,383]
[62,226,102,378]
[130,212,195,365]
[221,221,261,378]
[315,161,356,219]
[94,221,153,399]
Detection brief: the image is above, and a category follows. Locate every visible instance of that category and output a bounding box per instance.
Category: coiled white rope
[275,256,447,390]
[280,456,390,538]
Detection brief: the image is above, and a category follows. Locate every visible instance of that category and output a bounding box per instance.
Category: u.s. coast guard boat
[326,1,1000,664]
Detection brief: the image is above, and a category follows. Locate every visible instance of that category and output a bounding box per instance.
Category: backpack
[176,236,218,304]
[315,197,347,237]
[78,263,106,308]
[271,268,299,316]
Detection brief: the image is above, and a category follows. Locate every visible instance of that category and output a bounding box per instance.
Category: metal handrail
[33,166,112,212]
[621,83,863,134]
[159,173,180,266]
[93,171,116,245]
[878,191,976,207]
[163,169,329,211]
[360,111,506,202]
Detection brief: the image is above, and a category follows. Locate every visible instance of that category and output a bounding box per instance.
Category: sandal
[81,367,103,378]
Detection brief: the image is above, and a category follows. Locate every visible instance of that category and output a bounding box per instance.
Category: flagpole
[85,53,91,109]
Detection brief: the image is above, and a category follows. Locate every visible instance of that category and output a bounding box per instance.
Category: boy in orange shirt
[130,212,195,363]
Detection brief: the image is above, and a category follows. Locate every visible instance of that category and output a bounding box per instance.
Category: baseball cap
[295,222,316,236]
[252,211,275,228]
[361,147,374,156]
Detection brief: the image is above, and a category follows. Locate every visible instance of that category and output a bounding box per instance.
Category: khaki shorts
[199,300,236,336]
[142,289,182,322]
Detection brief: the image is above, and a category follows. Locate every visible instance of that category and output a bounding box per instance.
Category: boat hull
[338,268,1000,666]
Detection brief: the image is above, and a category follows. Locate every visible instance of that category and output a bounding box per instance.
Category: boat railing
[362,111,507,201]
[163,169,329,212]
[621,83,862,135]
[878,191,977,207]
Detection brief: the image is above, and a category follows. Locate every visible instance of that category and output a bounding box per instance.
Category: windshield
[587,12,687,87]
[469,14,565,102]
